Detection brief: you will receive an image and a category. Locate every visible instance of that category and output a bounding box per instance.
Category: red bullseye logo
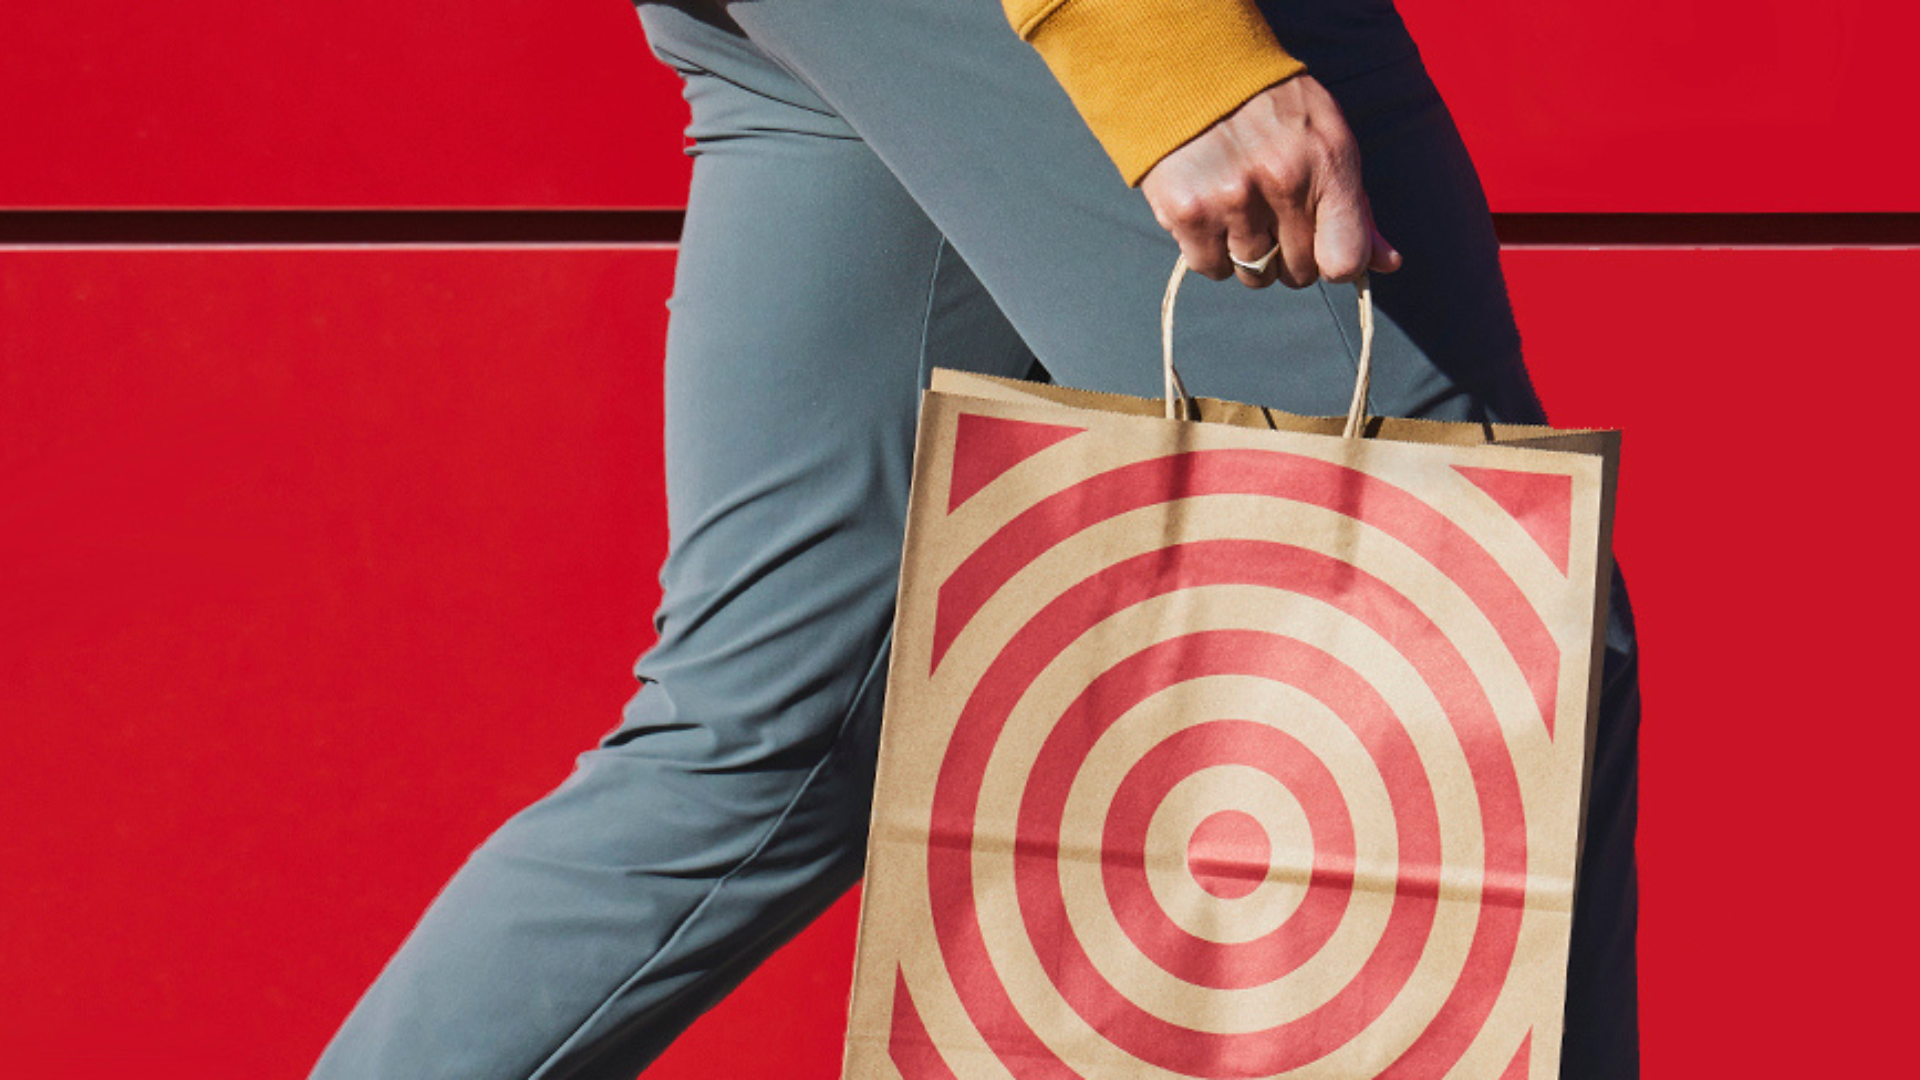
[1186,809,1272,901]
[862,408,1595,1080]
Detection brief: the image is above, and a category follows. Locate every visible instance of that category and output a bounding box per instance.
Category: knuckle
[1204,178,1258,219]
[1161,194,1212,231]
[1257,156,1309,195]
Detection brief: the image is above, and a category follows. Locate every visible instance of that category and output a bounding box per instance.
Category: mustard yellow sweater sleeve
[1003,0,1306,187]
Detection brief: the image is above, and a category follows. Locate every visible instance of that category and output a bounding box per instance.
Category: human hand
[1139,74,1402,289]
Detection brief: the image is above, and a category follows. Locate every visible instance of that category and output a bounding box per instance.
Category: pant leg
[308,9,1035,1077]
[1564,566,1642,1077]
[654,1,1641,1074]
[314,0,1641,1075]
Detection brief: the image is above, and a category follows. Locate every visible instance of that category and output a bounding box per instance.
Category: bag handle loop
[1159,256,1375,439]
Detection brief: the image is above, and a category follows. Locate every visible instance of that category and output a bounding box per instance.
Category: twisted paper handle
[1159,255,1375,439]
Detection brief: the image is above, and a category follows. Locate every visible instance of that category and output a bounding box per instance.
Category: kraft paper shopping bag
[843,261,1617,1079]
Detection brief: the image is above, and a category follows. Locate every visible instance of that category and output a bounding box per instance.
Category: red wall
[4,1,1916,1077]
[3,0,1915,211]
[0,2,690,209]
[1398,0,1920,212]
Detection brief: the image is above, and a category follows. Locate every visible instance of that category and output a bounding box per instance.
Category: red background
[4,0,1918,1077]
[0,0,1914,211]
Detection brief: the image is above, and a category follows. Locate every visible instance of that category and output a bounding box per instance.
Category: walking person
[312,0,1639,1075]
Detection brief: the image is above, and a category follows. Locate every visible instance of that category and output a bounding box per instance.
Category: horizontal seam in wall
[0,211,1918,247]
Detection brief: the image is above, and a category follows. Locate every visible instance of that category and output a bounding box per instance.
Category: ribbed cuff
[1020,0,1307,186]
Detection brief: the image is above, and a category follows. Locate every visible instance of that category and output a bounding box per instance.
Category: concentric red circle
[1185,810,1270,901]
[923,449,1537,1078]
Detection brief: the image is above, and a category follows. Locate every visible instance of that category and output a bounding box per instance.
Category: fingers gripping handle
[1159,255,1375,439]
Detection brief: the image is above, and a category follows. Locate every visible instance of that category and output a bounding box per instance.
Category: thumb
[1368,223,1403,274]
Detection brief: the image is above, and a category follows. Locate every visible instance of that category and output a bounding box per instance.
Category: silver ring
[1230,240,1282,275]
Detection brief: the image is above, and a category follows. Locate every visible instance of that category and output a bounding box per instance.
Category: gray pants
[312,1,1639,1076]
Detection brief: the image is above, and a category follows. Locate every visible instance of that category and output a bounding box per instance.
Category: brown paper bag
[842,262,1618,1079]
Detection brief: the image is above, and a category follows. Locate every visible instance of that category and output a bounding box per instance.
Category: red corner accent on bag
[947,413,1086,513]
[1455,466,1574,575]
[888,967,958,1079]
[1500,1031,1532,1078]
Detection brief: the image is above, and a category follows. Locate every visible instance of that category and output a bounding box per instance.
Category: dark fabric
[1255,0,1421,84]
